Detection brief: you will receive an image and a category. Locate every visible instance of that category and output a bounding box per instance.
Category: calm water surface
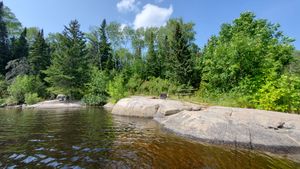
[0,108,299,169]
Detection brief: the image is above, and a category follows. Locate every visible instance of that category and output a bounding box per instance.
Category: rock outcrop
[110,97,300,154]
[155,106,300,153]
[26,100,84,109]
[103,102,115,111]
[109,97,300,154]
[111,96,202,118]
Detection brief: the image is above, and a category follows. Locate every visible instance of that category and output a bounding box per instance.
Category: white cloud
[133,4,173,29]
[120,23,127,30]
[155,0,164,3]
[117,0,138,12]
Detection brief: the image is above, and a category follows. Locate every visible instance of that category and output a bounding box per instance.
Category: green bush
[108,74,127,103]
[7,75,44,104]
[126,74,143,95]
[82,67,109,105]
[138,77,179,96]
[0,75,8,98]
[5,96,18,106]
[82,94,107,106]
[253,75,300,113]
[25,93,41,105]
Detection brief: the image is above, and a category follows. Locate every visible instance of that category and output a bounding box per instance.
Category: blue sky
[3,0,300,49]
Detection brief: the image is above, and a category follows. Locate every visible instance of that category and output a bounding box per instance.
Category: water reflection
[0,108,299,168]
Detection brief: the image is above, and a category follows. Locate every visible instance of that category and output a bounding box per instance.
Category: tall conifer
[44,20,88,98]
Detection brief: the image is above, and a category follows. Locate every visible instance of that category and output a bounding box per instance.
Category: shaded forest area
[0,2,300,113]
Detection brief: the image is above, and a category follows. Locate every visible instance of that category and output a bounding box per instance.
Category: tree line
[0,2,299,113]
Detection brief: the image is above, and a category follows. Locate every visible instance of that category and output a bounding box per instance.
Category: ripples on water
[0,108,299,169]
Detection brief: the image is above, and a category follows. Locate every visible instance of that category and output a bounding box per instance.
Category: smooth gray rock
[111,96,202,118]
[155,106,300,153]
[26,100,84,109]
[103,102,115,111]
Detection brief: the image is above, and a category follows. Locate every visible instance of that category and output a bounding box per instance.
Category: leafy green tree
[0,2,10,75]
[201,12,294,93]
[82,67,109,105]
[108,74,127,103]
[7,75,44,104]
[106,22,125,50]
[44,20,89,99]
[254,75,300,113]
[288,50,300,76]
[24,93,41,105]
[28,29,51,77]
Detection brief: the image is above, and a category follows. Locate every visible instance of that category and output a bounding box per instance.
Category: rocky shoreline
[3,100,85,109]
[107,96,300,157]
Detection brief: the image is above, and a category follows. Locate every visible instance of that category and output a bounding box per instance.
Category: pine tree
[44,20,89,99]
[146,31,159,78]
[169,22,192,84]
[99,19,113,70]
[0,2,10,75]
[5,28,30,81]
[157,35,169,78]
[28,29,50,77]
[11,28,28,60]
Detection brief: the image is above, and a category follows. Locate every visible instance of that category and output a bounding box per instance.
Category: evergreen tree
[5,28,30,81]
[132,28,145,60]
[157,35,169,78]
[146,31,159,78]
[169,22,193,84]
[2,5,22,37]
[11,28,28,60]
[44,20,89,99]
[28,29,50,77]
[0,2,10,75]
[99,19,113,70]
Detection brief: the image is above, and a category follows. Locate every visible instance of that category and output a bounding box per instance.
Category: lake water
[0,108,299,169]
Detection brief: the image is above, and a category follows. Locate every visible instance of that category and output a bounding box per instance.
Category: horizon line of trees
[0,2,300,113]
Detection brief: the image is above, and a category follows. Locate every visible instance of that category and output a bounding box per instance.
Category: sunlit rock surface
[111,96,202,118]
[155,106,300,153]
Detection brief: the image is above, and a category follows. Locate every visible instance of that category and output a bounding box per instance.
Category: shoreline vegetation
[0,2,300,113]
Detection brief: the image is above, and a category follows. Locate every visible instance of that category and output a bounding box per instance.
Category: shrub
[253,75,300,113]
[25,93,41,105]
[82,67,109,106]
[0,75,8,98]
[108,74,127,103]
[5,96,18,106]
[7,75,44,104]
[138,77,180,96]
[126,74,143,95]
[82,94,107,106]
